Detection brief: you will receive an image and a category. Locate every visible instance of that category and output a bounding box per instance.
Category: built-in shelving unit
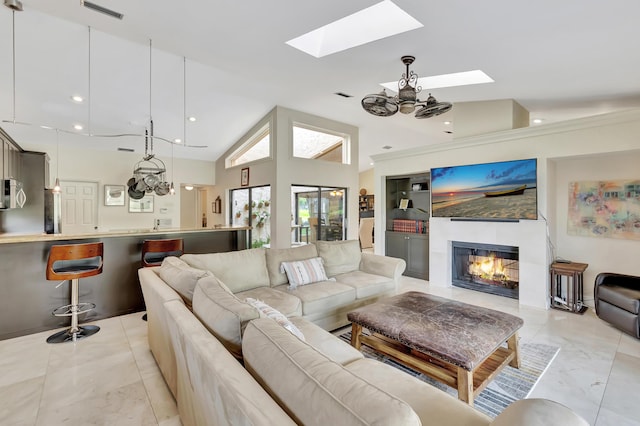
[385,172,430,279]
[359,194,374,218]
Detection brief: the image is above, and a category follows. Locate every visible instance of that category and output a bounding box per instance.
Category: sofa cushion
[158,256,212,307]
[346,358,491,426]
[181,248,270,293]
[335,270,395,299]
[491,398,589,426]
[281,257,329,289]
[274,282,356,316]
[265,244,318,286]
[164,301,297,426]
[242,319,421,426]
[289,317,363,366]
[245,298,305,341]
[191,275,260,359]
[315,240,362,277]
[235,286,302,317]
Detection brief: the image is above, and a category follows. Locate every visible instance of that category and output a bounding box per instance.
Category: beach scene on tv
[431,159,538,220]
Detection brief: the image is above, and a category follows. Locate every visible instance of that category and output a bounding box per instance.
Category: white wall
[215,106,359,248]
[373,109,640,309]
[23,142,215,232]
[359,168,375,196]
[553,152,640,305]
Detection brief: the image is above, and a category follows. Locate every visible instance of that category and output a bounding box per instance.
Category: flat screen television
[430,158,537,220]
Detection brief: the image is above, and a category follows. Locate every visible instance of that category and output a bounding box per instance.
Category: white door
[61,181,99,234]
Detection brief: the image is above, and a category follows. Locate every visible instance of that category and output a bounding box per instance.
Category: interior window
[292,124,348,164]
[227,123,270,167]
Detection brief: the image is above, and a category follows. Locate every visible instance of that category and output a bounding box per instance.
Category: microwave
[1,179,26,209]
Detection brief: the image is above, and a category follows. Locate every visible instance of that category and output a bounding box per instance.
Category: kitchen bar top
[0,225,250,244]
[0,226,249,340]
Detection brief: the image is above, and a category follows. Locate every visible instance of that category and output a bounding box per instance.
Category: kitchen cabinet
[385,231,429,280]
[0,130,22,181]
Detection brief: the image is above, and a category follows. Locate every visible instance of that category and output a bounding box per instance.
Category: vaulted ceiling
[1,1,639,170]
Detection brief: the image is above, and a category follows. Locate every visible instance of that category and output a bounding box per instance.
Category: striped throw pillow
[245,298,305,341]
[280,257,328,289]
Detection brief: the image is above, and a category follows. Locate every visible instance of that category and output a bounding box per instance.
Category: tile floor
[1,276,638,426]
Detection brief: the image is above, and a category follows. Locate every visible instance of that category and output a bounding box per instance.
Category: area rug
[338,331,559,418]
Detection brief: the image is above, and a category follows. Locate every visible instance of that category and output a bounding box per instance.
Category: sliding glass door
[292,185,346,244]
[230,185,271,248]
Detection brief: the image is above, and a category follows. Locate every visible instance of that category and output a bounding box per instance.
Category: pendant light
[52,129,61,193]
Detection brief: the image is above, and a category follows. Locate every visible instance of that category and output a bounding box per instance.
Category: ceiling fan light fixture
[361,89,398,117]
[362,55,452,120]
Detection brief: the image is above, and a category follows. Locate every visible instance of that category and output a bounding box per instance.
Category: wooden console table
[550,262,588,314]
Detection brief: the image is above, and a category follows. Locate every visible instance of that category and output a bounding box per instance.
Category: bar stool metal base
[46,325,100,344]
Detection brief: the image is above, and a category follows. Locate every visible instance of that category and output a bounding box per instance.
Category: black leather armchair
[594,273,640,338]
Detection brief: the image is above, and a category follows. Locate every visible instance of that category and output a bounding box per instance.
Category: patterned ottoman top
[347,291,524,370]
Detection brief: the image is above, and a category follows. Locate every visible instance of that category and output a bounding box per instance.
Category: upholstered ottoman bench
[347,291,524,406]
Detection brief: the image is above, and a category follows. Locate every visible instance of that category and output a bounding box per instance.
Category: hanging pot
[155,181,170,196]
[128,186,145,200]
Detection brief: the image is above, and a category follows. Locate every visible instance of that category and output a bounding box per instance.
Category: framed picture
[241,167,250,187]
[129,194,154,213]
[105,184,125,206]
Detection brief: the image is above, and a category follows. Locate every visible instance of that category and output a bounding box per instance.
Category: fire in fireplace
[452,241,519,299]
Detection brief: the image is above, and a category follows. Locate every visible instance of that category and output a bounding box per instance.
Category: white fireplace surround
[429,217,549,309]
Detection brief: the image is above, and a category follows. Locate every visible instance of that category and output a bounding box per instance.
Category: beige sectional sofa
[139,241,589,426]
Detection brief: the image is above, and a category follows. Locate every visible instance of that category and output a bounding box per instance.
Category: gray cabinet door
[385,231,429,280]
[385,231,408,262]
[407,234,429,280]
[2,139,7,179]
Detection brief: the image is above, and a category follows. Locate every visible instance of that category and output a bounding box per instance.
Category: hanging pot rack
[127,122,171,199]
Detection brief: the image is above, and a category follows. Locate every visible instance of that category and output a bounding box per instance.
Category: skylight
[381,70,494,92]
[286,1,423,58]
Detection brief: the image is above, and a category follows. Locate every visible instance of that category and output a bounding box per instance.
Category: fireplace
[451,241,519,299]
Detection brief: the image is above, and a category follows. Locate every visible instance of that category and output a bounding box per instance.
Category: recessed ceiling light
[369,162,374,166]
[174,138,182,144]
[443,121,452,125]
[73,124,83,130]
[335,92,353,98]
[187,116,196,122]
[382,145,393,150]
[286,1,423,58]
[71,95,84,103]
[532,118,543,124]
[382,70,493,92]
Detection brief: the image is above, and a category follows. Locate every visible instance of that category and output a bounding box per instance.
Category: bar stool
[141,238,183,321]
[46,242,103,344]
[141,238,184,267]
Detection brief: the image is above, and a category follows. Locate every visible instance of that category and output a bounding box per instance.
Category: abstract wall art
[568,179,640,240]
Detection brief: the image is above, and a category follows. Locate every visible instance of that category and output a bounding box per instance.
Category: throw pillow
[158,256,212,307]
[280,257,328,289]
[245,298,305,341]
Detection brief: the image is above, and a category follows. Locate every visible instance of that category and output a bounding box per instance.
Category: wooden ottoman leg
[507,332,521,368]
[351,323,362,350]
[457,368,474,406]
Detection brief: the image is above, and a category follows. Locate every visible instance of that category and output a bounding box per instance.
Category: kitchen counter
[0,226,250,244]
[0,227,249,340]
